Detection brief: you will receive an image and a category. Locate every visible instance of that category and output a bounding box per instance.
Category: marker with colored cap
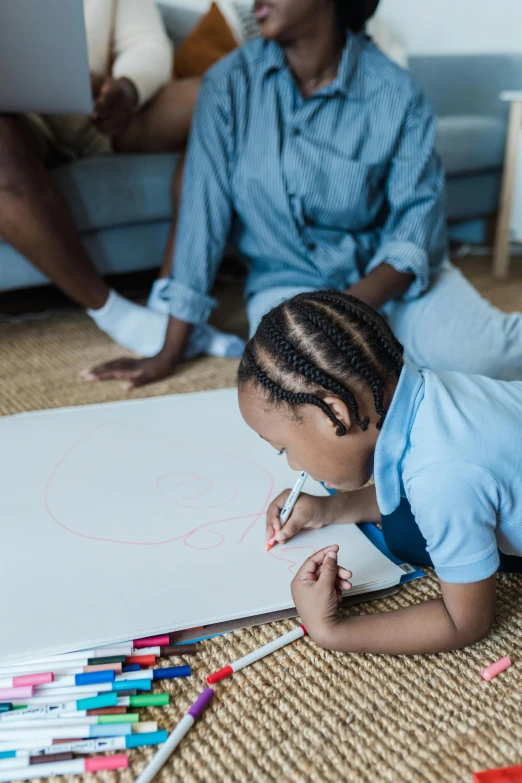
[127,644,198,660]
[0,752,128,782]
[266,471,308,551]
[0,722,157,751]
[0,661,123,678]
[0,731,167,759]
[135,689,214,783]
[0,673,53,689]
[207,625,308,684]
[22,677,152,700]
[0,713,139,729]
[35,670,114,691]
[116,666,190,683]
[0,723,135,743]
[6,694,117,716]
[0,707,10,714]
[0,694,117,721]
[87,706,128,716]
[3,647,131,668]
[0,752,73,770]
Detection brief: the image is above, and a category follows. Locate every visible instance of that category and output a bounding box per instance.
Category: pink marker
[0,673,53,689]
[133,636,170,650]
[0,686,34,701]
[0,753,128,782]
[481,656,512,681]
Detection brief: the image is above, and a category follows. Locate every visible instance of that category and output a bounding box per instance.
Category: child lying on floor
[237,291,522,654]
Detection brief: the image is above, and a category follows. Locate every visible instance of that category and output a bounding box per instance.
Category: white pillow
[367,17,409,68]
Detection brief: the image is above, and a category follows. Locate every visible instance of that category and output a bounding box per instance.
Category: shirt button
[293,127,301,136]
[307,242,317,252]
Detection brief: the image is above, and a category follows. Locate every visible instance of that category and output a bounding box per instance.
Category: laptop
[0,0,92,114]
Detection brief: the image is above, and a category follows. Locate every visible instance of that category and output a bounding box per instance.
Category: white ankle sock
[87,289,168,357]
[148,279,246,359]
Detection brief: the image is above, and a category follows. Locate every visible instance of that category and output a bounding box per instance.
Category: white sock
[148,279,246,359]
[87,290,168,357]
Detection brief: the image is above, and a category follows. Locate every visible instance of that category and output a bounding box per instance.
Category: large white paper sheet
[0,390,403,663]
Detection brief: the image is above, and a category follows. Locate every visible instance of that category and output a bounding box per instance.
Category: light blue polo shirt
[374,361,522,583]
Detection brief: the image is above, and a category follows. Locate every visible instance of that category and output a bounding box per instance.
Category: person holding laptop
[0,0,242,359]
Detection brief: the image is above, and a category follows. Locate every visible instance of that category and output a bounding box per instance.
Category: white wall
[375,0,522,55]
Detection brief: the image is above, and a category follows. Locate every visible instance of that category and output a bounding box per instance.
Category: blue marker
[116,667,191,684]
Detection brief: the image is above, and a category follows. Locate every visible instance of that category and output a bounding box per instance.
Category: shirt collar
[373,361,425,515]
[262,32,365,98]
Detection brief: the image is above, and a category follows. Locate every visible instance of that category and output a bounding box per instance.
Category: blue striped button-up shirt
[166,33,447,324]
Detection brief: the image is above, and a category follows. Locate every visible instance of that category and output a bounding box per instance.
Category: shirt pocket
[303,159,388,234]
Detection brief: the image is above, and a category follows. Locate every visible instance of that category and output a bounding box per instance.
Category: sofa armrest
[156,0,210,47]
[409,54,522,119]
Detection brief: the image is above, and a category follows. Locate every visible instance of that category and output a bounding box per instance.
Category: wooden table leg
[493,99,522,278]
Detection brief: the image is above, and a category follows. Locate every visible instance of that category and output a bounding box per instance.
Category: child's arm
[291,547,497,655]
[266,484,380,546]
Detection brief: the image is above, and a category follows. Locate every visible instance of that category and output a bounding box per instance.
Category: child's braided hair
[238,291,404,435]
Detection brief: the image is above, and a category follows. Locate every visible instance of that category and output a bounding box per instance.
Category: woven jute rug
[1,264,522,783]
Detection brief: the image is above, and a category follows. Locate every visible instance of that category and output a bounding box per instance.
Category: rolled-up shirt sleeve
[367,89,448,300]
[166,73,234,325]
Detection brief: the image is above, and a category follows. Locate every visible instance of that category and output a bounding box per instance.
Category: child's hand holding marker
[266,491,332,548]
[266,482,379,549]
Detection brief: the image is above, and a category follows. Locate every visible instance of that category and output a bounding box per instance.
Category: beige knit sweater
[85,0,173,108]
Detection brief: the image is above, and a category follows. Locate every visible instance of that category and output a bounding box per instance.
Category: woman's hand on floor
[80,353,177,389]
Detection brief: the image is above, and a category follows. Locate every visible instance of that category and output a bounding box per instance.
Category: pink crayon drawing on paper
[44,423,275,548]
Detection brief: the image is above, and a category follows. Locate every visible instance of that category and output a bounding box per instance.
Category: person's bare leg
[114,78,200,154]
[0,114,171,357]
[158,152,186,279]
[0,115,108,310]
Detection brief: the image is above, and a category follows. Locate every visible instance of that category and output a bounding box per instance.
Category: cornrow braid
[242,344,349,436]
[290,302,386,427]
[262,317,370,431]
[308,291,404,376]
[238,290,405,435]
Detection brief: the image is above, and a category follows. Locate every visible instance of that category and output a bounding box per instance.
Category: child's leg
[384,261,522,381]
[381,497,434,567]
[247,285,318,336]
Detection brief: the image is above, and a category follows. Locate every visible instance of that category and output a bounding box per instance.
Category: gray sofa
[1,6,521,292]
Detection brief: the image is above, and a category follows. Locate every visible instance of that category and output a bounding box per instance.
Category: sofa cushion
[49,153,178,234]
[437,115,506,176]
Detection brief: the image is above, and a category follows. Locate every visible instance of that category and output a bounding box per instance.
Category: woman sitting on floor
[86,0,522,387]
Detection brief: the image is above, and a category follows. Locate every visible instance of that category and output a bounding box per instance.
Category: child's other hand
[291,545,352,642]
[266,492,332,546]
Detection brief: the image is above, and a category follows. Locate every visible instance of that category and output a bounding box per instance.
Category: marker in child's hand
[267,472,308,552]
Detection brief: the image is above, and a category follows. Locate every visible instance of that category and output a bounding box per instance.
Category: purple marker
[134,689,214,783]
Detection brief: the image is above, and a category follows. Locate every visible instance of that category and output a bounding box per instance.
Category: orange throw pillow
[174,3,239,79]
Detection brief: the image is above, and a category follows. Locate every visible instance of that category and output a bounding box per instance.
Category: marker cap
[76,671,115,686]
[152,666,191,680]
[206,666,233,685]
[129,694,169,708]
[134,636,169,649]
[13,673,53,688]
[85,754,128,773]
[125,730,168,749]
[77,693,118,711]
[188,688,214,719]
